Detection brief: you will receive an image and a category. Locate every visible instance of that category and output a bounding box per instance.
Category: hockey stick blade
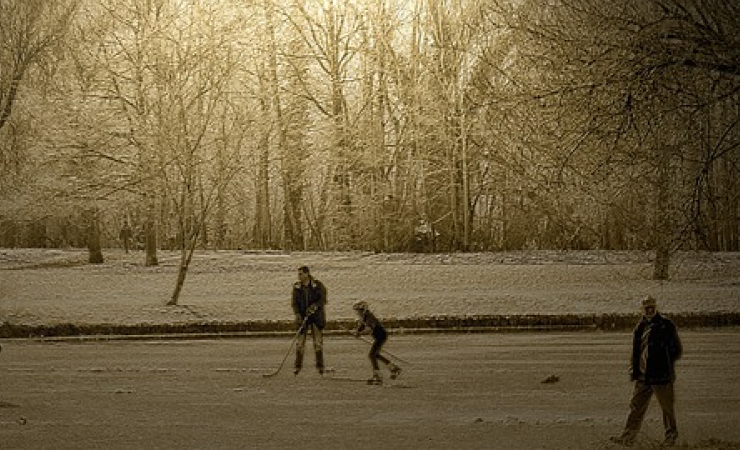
[262,320,307,378]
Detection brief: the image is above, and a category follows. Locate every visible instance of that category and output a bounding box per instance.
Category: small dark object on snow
[541,375,560,384]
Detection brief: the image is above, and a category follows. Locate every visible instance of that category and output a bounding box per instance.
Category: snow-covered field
[1,249,740,328]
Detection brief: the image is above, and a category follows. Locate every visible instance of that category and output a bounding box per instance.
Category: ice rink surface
[1,331,739,449]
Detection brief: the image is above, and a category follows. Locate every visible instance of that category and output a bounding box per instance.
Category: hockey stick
[263,317,308,378]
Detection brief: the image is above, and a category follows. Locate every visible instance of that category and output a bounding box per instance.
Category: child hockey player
[352,301,402,385]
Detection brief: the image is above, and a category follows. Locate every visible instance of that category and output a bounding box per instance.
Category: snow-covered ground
[1,249,739,328]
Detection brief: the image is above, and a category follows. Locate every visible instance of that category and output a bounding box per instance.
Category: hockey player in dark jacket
[292,266,327,375]
[353,301,401,385]
[612,295,682,447]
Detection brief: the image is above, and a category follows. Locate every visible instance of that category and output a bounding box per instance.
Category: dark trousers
[621,381,678,441]
[369,334,391,371]
[295,323,324,370]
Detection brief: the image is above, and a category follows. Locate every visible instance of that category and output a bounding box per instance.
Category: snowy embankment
[1,249,739,338]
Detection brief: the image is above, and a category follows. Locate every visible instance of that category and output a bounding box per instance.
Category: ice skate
[390,365,402,380]
[609,435,634,447]
[662,435,677,447]
[367,371,383,385]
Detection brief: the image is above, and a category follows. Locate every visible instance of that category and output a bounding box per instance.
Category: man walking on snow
[611,295,682,447]
[292,266,327,375]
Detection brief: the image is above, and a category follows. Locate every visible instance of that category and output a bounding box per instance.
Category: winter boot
[294,347,304,375]
[316,350,325,375]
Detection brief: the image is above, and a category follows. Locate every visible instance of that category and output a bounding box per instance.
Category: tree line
[2,0,739,296]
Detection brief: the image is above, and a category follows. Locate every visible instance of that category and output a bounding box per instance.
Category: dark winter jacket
[630,313,682,385]
[292,278,327,329]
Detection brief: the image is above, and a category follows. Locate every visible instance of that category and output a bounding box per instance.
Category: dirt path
[1,332,739,449]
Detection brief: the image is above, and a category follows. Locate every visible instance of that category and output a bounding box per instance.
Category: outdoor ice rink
[1,331,739,449]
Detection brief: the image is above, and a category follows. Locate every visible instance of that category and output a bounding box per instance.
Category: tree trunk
[168,214,202,306]
[85,208,104,264]
[653,244,670,281]
[168,248,189,306]
[254,124,272,248]
[264,0,301,250]
[652,144,672,280]
[144,201,158,266]
[253,59,273,249]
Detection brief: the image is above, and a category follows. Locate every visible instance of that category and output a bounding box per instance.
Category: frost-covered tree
[495,0,740,275]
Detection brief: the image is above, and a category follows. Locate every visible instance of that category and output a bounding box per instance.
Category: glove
[306,303,319,316]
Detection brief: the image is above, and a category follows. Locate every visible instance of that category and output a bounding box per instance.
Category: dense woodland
[2,0,739,297]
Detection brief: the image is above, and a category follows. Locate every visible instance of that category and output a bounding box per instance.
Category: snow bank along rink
[1,249,739,338]
[1,332,739,450]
